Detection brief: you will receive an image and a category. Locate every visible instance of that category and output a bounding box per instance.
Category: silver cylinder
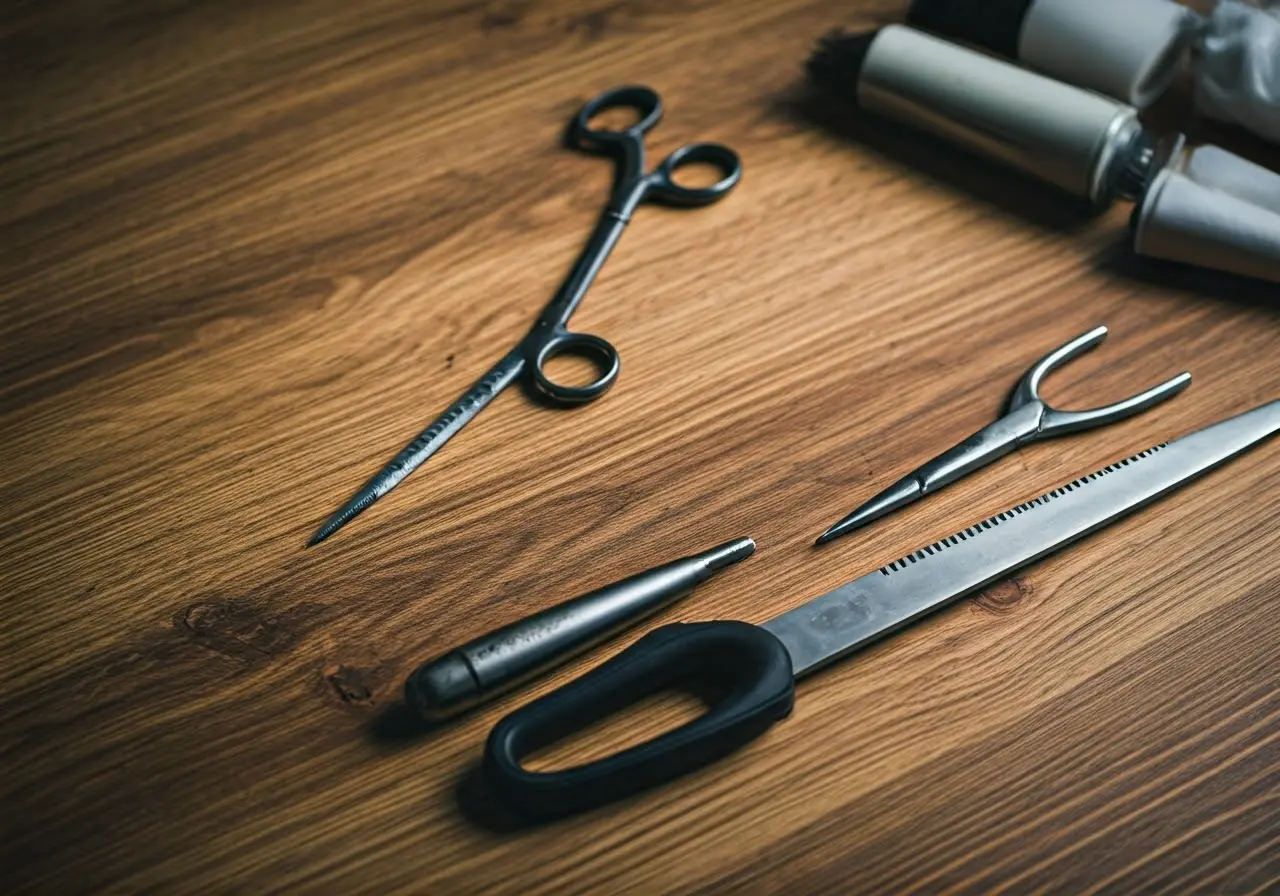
[856,25,1144,204]
[1134,166,1280,285]
[1017,0,1196,109]
[405,537,756,720]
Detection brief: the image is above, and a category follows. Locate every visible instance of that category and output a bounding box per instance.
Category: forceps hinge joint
[914,401,1046,494]
[604,175,652,222]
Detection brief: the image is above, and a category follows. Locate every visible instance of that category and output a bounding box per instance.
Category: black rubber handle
[483,620,795,819]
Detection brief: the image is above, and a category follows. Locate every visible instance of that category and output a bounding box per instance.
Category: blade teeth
[877,443,1169,576]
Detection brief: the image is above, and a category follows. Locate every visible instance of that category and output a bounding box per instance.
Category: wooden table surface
[4,1,1279,892]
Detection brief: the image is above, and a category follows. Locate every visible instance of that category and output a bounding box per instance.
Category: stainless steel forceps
[816,325,1192,544]
[309,86,742,546]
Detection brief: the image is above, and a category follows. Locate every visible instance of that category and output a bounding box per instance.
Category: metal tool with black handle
[484,399,1280,819]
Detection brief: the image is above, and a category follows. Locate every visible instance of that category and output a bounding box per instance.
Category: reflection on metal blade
[765,400,1280,679]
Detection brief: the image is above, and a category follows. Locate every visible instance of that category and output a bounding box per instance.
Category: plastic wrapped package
[1193,1,1280,142]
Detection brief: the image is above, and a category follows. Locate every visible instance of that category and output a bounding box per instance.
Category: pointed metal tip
[308,516,344,547]
[814,523,850,546]
[816,477,926,547]
[703,536,756,571]
[307,487,381,548]
[307,506,357,548]
[816,504,884,545]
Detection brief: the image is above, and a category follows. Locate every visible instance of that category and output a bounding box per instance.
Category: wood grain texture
[3,1,1278,892]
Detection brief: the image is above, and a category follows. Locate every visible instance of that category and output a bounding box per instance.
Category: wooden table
[4,1,1278,892]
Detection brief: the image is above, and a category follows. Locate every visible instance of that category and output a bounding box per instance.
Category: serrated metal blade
[764,399,1280,679]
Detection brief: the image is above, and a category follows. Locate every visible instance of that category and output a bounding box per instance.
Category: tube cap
[406,651,481,721]
[1133,147,1280,284]
[1183,145,1280,216]
[910,0,1196,108]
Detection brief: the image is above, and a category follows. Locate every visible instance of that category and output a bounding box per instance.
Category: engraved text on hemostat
[387,368,510,474]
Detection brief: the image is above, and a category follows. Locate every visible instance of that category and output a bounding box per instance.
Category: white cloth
[1193,1,1280,143]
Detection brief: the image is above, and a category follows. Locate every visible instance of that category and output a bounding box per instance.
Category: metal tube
[406,537,756,720]
[855,26,1147,204]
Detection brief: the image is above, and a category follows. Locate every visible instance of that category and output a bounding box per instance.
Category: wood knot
[175,599,323,664]
[480,2,527,32]
[566,9,612,40]
[972,578,1029,615]
[325,660,373,701]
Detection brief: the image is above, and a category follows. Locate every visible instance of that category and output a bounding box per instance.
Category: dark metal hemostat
[816,325,1193,544]
[309,86,742,546]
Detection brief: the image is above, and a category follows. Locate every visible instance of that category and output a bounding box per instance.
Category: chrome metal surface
[854,25,1143,204]
[406,536,756,719]
[817,325,1191,543]
[776,400,1280,677]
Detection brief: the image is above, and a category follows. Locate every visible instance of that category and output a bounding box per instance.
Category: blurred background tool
[1133,137,1280,281]
[807,24,1280,283]
[907,0,1199,110]
[807,24,1161,206]
[908,0,1280,144]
